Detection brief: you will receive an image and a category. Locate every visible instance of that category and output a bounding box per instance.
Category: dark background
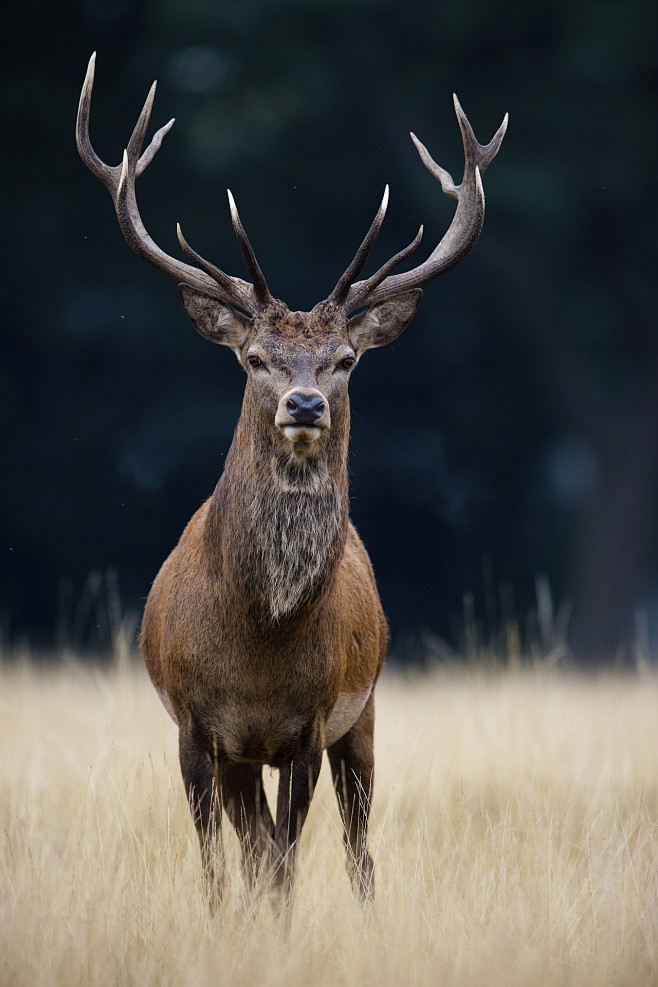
[2,0,657,664]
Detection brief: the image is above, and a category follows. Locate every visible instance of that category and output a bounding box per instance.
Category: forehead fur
[252,299,348,343]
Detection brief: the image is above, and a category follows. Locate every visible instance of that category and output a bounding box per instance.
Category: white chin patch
[282,425,322,442]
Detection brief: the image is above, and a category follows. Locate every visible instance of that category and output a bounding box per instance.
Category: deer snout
[275,388,330,442]
[286,392,326,424]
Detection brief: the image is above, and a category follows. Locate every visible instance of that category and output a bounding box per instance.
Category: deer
[76,52,506,910]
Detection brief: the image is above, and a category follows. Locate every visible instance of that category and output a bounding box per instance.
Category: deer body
[142,506,385,762]
[77,53,506,907]
[138,300,407,901]
[141,373,387,766]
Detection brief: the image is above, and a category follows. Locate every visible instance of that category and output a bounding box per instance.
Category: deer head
[76,54,507,460]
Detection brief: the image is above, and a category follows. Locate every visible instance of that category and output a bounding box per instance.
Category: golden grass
[2,656,657,986]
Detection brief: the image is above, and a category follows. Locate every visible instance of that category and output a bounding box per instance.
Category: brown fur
[140,293,421,905]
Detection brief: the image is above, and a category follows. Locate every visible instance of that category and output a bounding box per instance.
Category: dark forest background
[2,0,657,664]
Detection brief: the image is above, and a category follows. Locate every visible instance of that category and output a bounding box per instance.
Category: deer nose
[286,392,326,425]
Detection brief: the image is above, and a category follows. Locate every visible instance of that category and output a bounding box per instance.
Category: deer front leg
[327,692,375,902]
[272,719,323,909]
[178,720,224,908]
[221,763,275,894]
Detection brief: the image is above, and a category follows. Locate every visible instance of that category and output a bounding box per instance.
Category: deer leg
[272,719,323,909]
[221,763,275,893]
[327,692,375,902]
[178,720,223,907]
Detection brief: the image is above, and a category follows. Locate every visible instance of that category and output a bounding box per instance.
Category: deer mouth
[280,424,325,443]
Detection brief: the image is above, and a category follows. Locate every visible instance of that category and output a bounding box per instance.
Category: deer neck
[207,397,350,622]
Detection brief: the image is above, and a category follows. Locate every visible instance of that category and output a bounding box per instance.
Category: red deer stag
[76,53,506,907]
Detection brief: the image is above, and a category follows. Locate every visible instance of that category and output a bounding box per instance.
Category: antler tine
[76,54,268,315]
[227,190,273,307]
[410,131,460,201]
[410,96,508,201]
[328,186,390,306]
[126,80,157,163]
[76,52,118,189]
[345,225,424,312]
[453,94,509,177]
[176,222,254,305]
[76,53,175,189]
[126,80,177,178]
[337,97,507,313]
[136,117,176,177]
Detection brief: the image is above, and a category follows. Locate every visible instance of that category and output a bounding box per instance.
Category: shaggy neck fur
[207,393,350,623]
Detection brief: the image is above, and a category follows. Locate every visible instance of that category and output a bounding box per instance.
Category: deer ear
[179,284,251,353]
[347,289,422,354]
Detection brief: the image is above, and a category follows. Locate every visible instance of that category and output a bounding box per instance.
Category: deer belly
[324,686,372,747]
[154,682,371,759]
[197,702,309,765]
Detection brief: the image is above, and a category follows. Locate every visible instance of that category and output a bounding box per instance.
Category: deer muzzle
[275,388,331,442]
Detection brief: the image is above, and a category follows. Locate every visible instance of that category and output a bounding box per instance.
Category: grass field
[2,654,657,986]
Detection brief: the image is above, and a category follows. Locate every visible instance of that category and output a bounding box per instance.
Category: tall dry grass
[1,654,657,986]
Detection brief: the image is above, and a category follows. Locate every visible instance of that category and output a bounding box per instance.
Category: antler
[328,95,508,313]
[76,53,272,315]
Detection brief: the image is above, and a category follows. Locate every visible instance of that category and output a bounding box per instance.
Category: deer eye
[338,356,355,371]
[247,354,262,368]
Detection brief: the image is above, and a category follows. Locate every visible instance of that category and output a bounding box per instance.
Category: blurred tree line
[1,0,657,663]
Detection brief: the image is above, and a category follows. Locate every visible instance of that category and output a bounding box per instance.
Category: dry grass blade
[1,658,657,986]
